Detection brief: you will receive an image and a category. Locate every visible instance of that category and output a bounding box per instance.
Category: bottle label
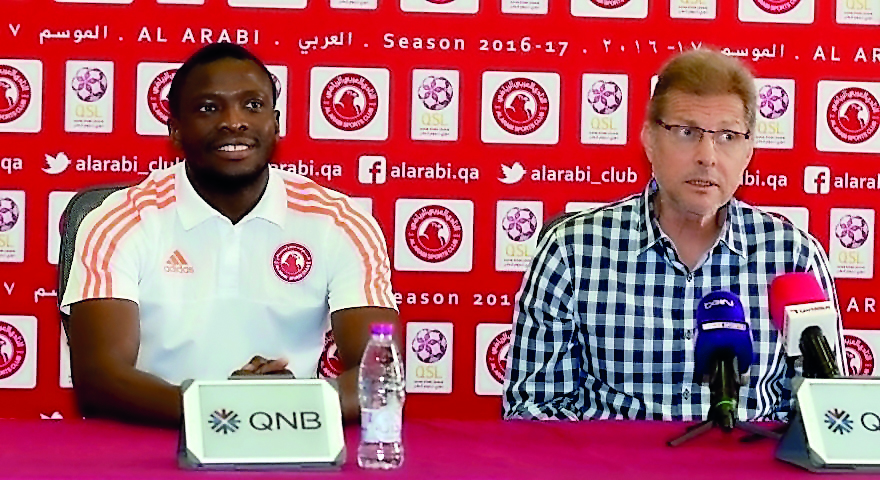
[361,404,402,443]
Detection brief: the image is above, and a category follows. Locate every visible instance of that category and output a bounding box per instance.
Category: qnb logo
[250,411,323,431]
[209,409,241,434]
[703,298,734,309]
[825,409,855,435]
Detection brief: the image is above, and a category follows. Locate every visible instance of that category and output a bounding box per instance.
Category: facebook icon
[358,155,387,184]
[804,166,830,194]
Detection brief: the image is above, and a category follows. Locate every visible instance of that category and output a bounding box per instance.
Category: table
[1,418,874,479]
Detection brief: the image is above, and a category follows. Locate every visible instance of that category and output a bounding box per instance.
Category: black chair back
[537,212,580,244]
[58,185,128,334]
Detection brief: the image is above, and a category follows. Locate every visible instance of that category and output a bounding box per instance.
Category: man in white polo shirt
[61,43,398,427]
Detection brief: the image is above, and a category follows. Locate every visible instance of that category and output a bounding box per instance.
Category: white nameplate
[795,378,880,468]
[179,379,345,469]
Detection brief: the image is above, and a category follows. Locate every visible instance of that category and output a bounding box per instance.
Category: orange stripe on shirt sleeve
[99,194,176,297]
[86,182,175,298]
[285,198,391,309]
[80,174,175,298]
[284,180,393,306]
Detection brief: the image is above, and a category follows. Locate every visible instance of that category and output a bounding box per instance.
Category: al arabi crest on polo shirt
[309,67,390,141]
[394,199,474,272]
[817,81,880,154]
[481,71,560,145]
[273,242,314,283]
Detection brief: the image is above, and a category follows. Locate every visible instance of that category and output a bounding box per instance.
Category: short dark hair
[167,43,277,120]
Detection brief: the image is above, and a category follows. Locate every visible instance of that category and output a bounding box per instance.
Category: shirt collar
[177,163,286,230]
[636,179,747,259]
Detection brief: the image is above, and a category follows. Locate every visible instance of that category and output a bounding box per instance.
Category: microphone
[769,272,841,379]
[694,291,753,431]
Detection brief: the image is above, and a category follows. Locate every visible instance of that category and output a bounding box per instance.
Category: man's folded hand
[231,355,294,377]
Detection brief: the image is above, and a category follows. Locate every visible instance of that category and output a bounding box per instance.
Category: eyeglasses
[655,120,751,155]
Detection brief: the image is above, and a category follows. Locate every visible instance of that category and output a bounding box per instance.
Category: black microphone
[694,291,754,431]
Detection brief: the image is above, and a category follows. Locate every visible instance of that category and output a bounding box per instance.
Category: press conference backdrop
[1,0,880,420]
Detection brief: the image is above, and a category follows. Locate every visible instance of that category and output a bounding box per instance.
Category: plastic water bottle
[357,323,405,469]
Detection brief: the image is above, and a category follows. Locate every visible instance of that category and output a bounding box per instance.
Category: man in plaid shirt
[503,49,840,422]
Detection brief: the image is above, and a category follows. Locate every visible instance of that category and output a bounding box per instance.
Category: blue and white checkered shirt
[503,183,841,422]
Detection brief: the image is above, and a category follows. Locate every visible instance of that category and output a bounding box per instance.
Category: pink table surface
[1,418,874,479]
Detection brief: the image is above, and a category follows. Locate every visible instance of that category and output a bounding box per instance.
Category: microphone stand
[668,357,782,447]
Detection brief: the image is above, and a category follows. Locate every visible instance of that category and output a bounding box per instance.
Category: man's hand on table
[230,355,295,377]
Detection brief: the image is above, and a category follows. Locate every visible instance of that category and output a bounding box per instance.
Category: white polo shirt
[61,162,395,384]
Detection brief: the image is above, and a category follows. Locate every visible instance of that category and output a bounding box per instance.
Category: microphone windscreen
[768,272,827,330]
[694,291,753,376]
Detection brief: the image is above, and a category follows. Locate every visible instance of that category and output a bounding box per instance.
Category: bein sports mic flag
[694,291,753,378]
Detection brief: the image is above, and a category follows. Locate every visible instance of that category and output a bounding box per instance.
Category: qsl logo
[71,67,108,103]
[492,78,549,135]
[759,85,790,120]
[411,328,448,364]
[827,87,880,145]
[321,73,379,131]
[834,215,870,250]
[0,65,32,123]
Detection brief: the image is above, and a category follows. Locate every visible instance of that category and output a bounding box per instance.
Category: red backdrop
[1,0,879,420]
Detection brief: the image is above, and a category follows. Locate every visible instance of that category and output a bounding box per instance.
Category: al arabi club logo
[827,87,880,145]
[148,69,175,125]
[209,409,241,434]
[0,321,27,380]
[486,330,511,384]
[0,64,32,123]
[845,334,875,376]
[591,0,630,8]
[318,330,343,378]
[492,77,550,136]
[825,408,855,435]
[754,0,800,14]
[405,205,463,263]
[273,243,313,283]
[321,73,379,131]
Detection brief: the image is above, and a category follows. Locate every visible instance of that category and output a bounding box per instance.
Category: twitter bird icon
[499,162,525,184]
[44,152,71,175]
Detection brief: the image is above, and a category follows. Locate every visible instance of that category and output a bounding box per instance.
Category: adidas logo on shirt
[164,250,194,274]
